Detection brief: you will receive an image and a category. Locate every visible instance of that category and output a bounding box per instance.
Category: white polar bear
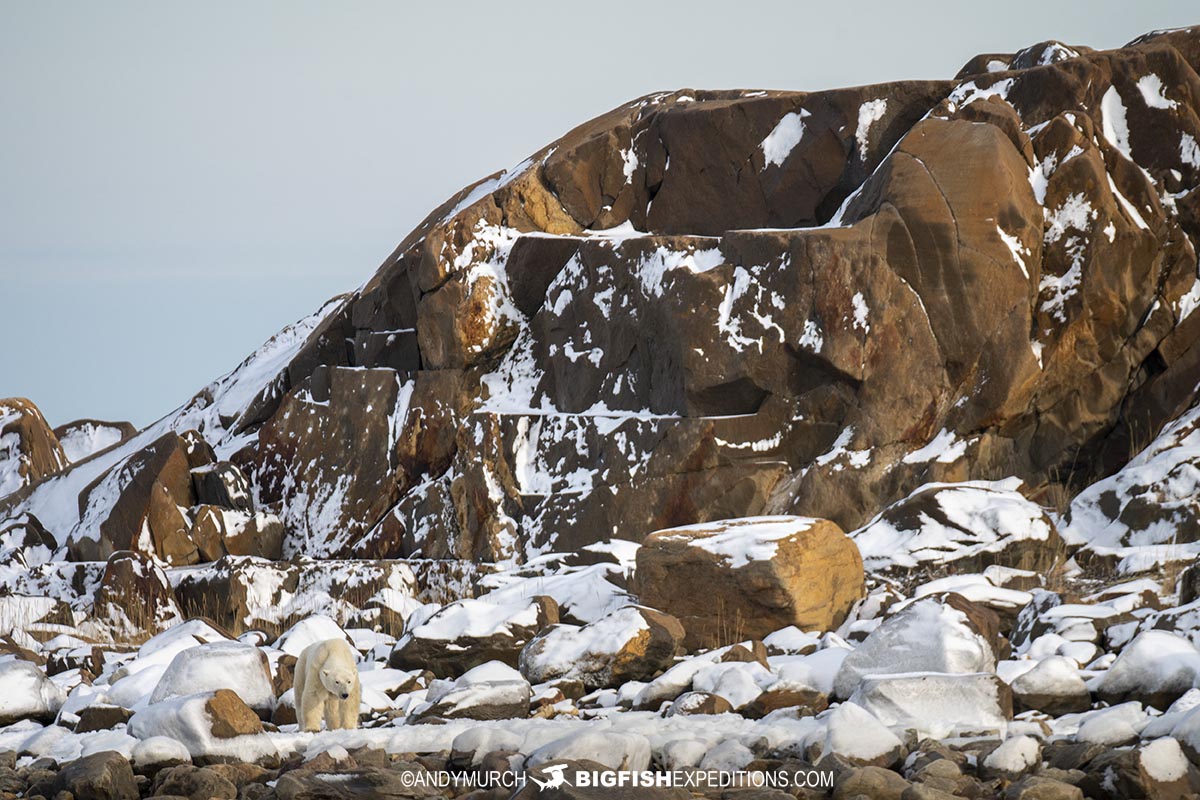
[294,638,361,732]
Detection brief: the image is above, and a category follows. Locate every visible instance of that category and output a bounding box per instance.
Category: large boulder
[389,595,558,676]
[188,506,284,561]
[519,605,684,690]
[849,672,1013,738]
[150,641,276,718]
[1011,655,1092,716]
[833,597,998,699]
[635,516,863,649]
[0,398,67,500]
[128,691,277,761]
[52,751,138,800]
[1097,630,1200,710]
[0,659,66,724]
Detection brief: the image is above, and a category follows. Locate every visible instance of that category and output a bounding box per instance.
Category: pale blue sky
[2,1,1195,427]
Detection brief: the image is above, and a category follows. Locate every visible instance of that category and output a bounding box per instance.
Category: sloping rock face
[4,28,1200,564]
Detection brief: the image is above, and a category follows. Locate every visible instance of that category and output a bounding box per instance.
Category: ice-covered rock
[389,595,557,676]
[833,598,997,699]
[0,660,66,724]
[821,701,904,768]
[1011,655,1091,715]
[851,478,1065,576]
[849,672,1012,738]
[149,641,275,716]
[981,734,1041,779]
[636,516,863,650]
[520,605,683,690]
[1076,702,1149,746]
[1097,630,1200,710]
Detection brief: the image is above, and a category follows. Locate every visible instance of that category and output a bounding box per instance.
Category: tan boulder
[635,516,864,650]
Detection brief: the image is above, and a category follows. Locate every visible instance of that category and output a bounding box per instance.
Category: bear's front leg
[324,696,341,731]
[338,683,361,730]
[299,687,325,733]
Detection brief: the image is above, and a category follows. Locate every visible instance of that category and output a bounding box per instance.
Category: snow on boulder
[981,734,1041,780]
[635,516,863,650]
[526,731,652,772]
[850,478,1064,577]
[449,727,524,767]
[833,598,997,699]
[1076,702,1150,746]
[272,614,354,657]
[389,595,558,676]
[0,398,68,501]
[475,562,633,625]
[53,419,136,464]
[149,641,275,716]
[128,689,276,761]
[1098,630,1200,710]
[1061,401,1200,572]
[0,660,66,725]
[1010,655,1091,715]
[820,701,904,768]
[411,661,531,722]
[519,605,683,690]
[666,691,735,716]
[849,672,1012,738]
[1078,737,1199,799]
[130,736,192,769]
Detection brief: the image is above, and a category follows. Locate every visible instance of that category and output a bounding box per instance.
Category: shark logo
[530,763,570,789]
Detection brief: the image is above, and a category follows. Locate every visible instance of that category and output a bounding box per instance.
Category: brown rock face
[0,398,68,500]
[205,689,264,738]
[635,517,864,649]
[67,432,200,562]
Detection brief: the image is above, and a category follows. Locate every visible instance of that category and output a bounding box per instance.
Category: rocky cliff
[3,27,1200,571]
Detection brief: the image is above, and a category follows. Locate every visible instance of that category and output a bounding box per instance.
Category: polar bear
[294,638,361,732]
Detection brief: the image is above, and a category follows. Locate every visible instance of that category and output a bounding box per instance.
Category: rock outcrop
[0,398,67,501]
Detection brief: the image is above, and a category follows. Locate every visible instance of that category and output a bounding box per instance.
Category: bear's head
[320,663,357,700]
